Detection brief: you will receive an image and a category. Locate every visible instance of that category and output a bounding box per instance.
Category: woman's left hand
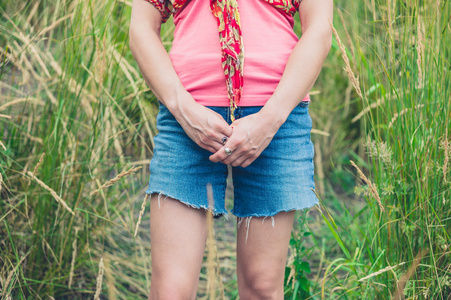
[209,111,282,168]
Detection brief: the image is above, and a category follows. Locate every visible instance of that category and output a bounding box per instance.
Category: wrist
[164,88,196,119]
[259,98,291,129]
[257,107,285,134]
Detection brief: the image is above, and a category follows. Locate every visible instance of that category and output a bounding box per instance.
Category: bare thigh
[236,211,295,300]
[149,194,208,300]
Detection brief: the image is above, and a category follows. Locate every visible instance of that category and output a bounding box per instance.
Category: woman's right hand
[170,91,233,153]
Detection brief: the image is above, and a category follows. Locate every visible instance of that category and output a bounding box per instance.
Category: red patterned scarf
[150,0,301,120]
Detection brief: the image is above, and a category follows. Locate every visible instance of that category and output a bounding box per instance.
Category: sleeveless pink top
[169,0,310,106]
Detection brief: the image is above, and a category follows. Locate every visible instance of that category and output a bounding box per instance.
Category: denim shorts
[145,101,318,218]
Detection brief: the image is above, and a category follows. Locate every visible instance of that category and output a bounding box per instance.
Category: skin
[129,0,333,298]
[148,195,208,300]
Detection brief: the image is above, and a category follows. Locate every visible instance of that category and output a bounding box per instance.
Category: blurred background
[1,0,450,298]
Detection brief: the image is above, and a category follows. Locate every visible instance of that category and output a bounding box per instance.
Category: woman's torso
[169,0,309,106]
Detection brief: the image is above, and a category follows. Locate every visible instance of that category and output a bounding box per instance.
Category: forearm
[129,1,193,116]
[260,28,332,126]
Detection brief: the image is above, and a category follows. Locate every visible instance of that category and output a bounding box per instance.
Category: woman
[129,0,332,298]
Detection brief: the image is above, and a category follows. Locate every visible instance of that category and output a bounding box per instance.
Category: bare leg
[148,194,208,300]
[236,211,295,300]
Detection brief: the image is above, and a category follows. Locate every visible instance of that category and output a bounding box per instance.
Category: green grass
[1,0,450,299]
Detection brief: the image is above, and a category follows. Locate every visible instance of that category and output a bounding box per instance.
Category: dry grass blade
[337,9,355,60]
[391,250,427,300]
[23,132,43,144]
[351,90,400,123]
[103,257,118,300]
[0,139,7,151]
[29,152,45,185]
[26,2,39,25]
[416,14,425,88]
[43,239,60,266]
[205,184,225,300]
[387,0,394,60]
[2,265,16,299]
[0,171,3,193]
[350,160,385,212]
[328,18,363,100]
[388,104,424,128]
[37,13,74,37]
[94,257,104,300]
[311,129,330,137]
[90,166,142,196]
[134,194,149,237]
[68,227,79,288]
[206,184,217,300]
[443,128,449,183]
[314,142,325,195]
[359,262,406,281]
[27,171,75,215]
[2,248,34,298]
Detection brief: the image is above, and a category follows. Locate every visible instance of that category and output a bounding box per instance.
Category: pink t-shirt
[169,0,310,106]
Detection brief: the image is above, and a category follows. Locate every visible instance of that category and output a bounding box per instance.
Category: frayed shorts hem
[145,190,229,219]
[230,200,319,219]
[146,189,319,220]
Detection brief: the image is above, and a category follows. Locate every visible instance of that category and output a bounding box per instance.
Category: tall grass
[311,0,451,298]
[1,0,157,298]
[0,0,449,299]
[358,0,450,297]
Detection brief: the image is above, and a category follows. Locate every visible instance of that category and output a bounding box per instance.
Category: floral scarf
[147,0,302,120]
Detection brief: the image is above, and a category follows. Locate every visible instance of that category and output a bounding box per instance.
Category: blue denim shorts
[145,102,318,218]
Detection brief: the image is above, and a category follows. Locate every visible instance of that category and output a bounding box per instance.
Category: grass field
[1,0,450,299]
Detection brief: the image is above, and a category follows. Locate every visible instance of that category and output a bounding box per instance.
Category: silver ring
[224,146,232,156]
[222,136,228,145]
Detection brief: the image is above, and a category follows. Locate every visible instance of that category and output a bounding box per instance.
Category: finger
[203,145,217,154]
[221,139,253,165]
[240,156,256,168]
[219,143,249,165]
[204,125,232,148]
[227,147,260,167]
[209,126,244,162]
[199,131,227,150]
[207,111,233,138]
[210,140,226,151]
[214,131,248,163]
[220,135,228,145]
[217,123,233,138]
[209,144,236,163]
[209,146,230,163]
[229,154,248,167]
[216,142,226,151]
[202,141,224,153]
[213,133,229,146]
[202,128,229,145]
[221,149,246,165]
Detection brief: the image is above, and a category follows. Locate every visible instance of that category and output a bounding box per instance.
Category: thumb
[221,123,233,137]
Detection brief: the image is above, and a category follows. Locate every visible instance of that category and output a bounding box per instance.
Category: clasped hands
[174,101,280,168]
[208,112,278,168]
